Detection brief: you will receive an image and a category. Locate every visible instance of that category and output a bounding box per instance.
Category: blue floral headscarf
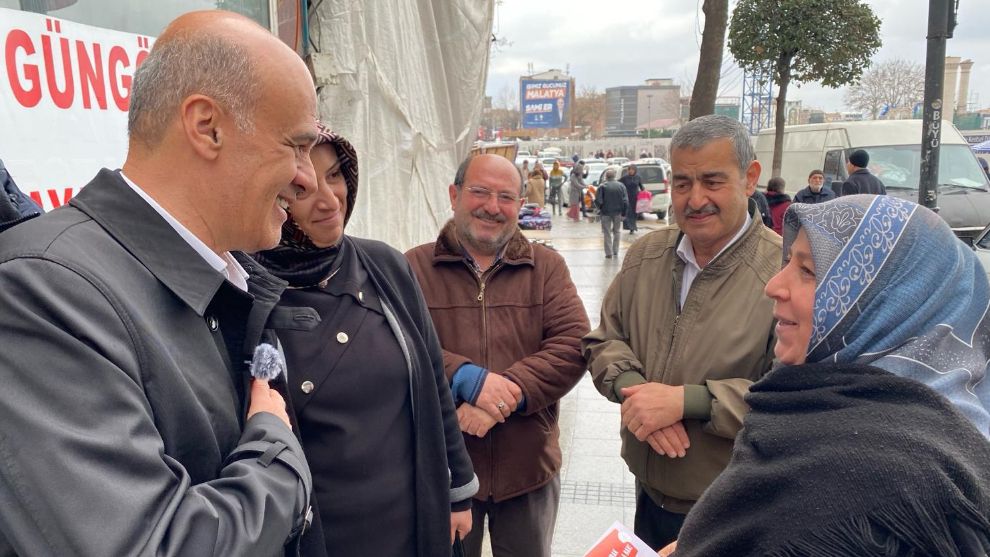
[782,195,990,437]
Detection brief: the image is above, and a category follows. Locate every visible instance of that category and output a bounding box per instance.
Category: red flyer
[584,521,654,557]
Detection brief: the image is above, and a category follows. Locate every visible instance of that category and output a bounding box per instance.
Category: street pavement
[478,211,668,557]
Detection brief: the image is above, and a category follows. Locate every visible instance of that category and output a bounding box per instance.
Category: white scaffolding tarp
[308,0,495,251]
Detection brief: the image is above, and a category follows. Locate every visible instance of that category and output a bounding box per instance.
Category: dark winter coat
[0,169,312,556]
[675,362,990,556]
[595,180,629,216]
[271,235,477,557]
[751,190,774,228]
[619,173,644,208]
[0,158,40,233]
[793,185,836,204]
[841,168,887,196]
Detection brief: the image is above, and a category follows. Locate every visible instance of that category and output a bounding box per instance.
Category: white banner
[0,8,154,210]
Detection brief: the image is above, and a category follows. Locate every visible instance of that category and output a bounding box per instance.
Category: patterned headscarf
[782,195,990,436]
[254,122,359,287]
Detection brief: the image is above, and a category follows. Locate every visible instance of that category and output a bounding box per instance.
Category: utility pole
[919,0,958,210]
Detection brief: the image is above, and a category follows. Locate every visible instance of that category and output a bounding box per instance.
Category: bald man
[0,11,319,556]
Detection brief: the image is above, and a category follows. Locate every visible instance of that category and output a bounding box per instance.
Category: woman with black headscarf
[255,123,477,556]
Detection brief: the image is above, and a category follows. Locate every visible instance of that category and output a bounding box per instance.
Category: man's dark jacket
[0,169,311,556]
[841,168,887,196]
[793,185,836,204]
[751,190,774,228]
[0,159,41,232]
[595,180,629,216]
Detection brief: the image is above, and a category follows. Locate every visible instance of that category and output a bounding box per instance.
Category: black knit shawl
[674,362,990,557]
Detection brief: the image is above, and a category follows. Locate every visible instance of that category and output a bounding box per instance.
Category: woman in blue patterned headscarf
[782,194,990,433]
[668,195,990,557]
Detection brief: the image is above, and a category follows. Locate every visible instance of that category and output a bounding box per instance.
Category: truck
[755,120,990,243]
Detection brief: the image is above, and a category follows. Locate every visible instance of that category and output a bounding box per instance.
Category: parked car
[623,158,672,221]
[607,157,630,166]
[972,222,990,281]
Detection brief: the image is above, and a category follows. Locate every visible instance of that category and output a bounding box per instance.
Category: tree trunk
[689,0,729,120]
[772,56,792,179]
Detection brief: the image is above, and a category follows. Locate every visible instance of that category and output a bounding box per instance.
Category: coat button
[207,316,218,331]
[358,291,364,302]
[301,380,314,394]
[336,332,349,344]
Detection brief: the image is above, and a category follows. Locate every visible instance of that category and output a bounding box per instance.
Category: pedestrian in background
[255,122,477,556]
[568,161,586,221]
[595,167,628,259]
[667,195,990,556]
[793,169,835,204]
[548,160,566,215]
[620,164,644,234]
[527,161,546,207]
[764,177,791,235]
[584,115,780,550]
[406,154,589,557]
[751,188,774,228]
[840,149,886,196]
[0,11,316,554]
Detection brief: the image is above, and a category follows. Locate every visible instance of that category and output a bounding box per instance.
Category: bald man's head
[127,11,298,147]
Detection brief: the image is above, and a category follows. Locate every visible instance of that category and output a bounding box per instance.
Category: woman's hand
[450,509,472,543]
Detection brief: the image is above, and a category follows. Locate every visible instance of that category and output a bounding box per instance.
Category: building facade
[605,79,680,137]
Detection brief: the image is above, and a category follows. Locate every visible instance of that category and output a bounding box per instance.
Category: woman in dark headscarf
[255,123,477,556]
[667,195,990,557]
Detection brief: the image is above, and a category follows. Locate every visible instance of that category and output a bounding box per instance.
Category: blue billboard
[520,79,570,129]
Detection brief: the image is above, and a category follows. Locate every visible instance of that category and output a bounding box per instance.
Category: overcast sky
[484,0,990,114]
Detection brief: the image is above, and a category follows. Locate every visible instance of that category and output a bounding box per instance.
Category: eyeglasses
[464,186,520,205]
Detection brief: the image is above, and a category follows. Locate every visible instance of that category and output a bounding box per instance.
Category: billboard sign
[0,8,153,211]
[520,79,569,129]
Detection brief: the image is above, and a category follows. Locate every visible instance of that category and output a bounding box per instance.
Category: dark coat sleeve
[0,258,309,557]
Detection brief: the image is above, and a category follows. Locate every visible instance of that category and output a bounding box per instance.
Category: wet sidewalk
[481,212,667,556]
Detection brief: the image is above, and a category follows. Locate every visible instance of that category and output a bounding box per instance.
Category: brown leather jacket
[406,221,589,502]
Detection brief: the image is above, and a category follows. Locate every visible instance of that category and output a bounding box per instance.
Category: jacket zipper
[468,260,503,498]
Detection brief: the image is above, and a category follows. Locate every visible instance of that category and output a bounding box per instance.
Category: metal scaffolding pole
[741,66,774,135]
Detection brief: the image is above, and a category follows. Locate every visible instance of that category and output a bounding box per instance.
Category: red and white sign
[584,521,654,557]
[0,8,154,210]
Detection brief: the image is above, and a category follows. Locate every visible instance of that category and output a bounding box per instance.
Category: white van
[755,120,990,243]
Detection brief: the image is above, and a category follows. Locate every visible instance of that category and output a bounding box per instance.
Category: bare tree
[689,0,730,120]
[572,85,606,138]
[844,59,925,119]
[493,83,517,110]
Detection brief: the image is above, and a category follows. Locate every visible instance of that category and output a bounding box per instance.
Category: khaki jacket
[406,221,589,502]
[583,214,781,513]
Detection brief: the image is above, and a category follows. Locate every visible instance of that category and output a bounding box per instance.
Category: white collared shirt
[119,171,249,292]
[675,212,753,308]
